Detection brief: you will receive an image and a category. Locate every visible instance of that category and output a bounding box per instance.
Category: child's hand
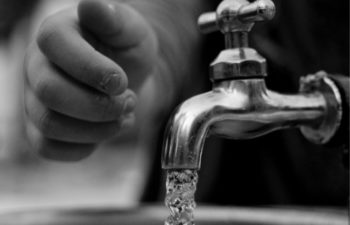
[24,0,159,160]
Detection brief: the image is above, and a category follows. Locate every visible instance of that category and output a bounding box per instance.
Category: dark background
[143,0,349,207]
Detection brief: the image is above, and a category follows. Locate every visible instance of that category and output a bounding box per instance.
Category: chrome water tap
[162,0,342,169]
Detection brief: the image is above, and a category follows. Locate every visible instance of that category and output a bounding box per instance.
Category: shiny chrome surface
[162,0,343,170]
[198,0,275,80]
[198,0,275,34]
[299,71,343,144]
[162,78,340,169]
[209,48,267,80]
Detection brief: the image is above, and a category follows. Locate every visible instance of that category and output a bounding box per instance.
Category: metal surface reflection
[162,0,342,169]
[162,77,341,169]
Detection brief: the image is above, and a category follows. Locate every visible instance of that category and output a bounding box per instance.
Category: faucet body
[161,0,343,170]
[162,76,341,169]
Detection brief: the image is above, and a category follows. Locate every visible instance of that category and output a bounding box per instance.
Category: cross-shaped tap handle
[198,0,275,34]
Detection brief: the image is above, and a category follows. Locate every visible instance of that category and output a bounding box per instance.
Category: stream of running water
[164,169,199,225]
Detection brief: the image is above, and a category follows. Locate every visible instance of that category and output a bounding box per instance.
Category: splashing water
[164,169,199,225]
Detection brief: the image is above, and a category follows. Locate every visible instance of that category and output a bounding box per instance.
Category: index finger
[37,8,128,95]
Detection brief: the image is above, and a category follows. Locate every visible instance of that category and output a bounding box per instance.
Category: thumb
[78,0,154,49]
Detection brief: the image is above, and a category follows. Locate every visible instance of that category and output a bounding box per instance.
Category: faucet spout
[162,0,342,171]
[162,77,341,170]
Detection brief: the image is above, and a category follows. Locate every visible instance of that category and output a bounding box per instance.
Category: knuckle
[38,110,53,135]
[36,15,60,53]
[35,80,52,103]
[35,79,64,111]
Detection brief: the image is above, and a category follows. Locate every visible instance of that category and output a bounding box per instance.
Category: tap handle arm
[198,0,275,34]
[197,12,218,34]
[238,0,275,23]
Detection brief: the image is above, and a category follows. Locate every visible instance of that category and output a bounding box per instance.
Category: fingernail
[99,74,123,95]
[123,96,136,114]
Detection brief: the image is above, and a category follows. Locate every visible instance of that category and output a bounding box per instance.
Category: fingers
[78,0,153,49]
[24,1,159,161]
[25,87,130,144]
[25,88,135,161]
[37,9,128,95]
[25,40,137,161]
[26,120,96,161]
[26,44,136,122]
[37,0,158,93]
[78,0,158,89]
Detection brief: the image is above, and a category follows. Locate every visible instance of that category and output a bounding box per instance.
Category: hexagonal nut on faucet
[210,48,267,81]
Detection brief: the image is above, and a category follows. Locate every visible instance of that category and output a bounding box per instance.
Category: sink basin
[0,205,347,225]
